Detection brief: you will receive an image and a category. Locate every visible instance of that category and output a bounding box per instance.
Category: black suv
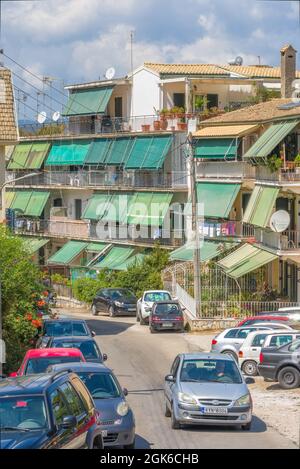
[0,372,104,449]
[92,288,137,317]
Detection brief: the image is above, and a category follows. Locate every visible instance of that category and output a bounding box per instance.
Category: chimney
[281,44,297,98]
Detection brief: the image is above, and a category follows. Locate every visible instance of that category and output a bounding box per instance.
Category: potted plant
[294,154,300,172]
[141,124,151,132]
[153,120,161,131]
[267,154,283,173]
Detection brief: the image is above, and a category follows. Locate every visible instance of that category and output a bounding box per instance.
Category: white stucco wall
[131,68,160,117]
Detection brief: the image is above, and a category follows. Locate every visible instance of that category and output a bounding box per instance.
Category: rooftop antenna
[258,55,261,66]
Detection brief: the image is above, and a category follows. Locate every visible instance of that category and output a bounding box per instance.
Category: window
[115,97,123,118]
[50,389,70,425]
[224,329,238,339]
[74,199,82,220]
[270,335,293,347]
[288,340,300,352]
[171,356,180,376]
[207,94,219,109]
[252,334,268,347]
[236,329,253,339]
[0,396,48,430]
[72,377,95,412]
[180,359,242,384]
[77,372,121,400]
[59,382,85,417]
[173,93,185,109]
[53,198,63,208]
[144,292,172,302]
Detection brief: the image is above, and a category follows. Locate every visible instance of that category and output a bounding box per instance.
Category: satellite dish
[235,56,243,66]
[52,111,61,122]
[105,67,116,80]
[270,210,290,233]
[37,111,47,124]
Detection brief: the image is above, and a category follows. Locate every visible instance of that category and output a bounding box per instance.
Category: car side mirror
[91,331,96,337]
[9,372,18,378]
[62,415,77,429]
[165,374,175,383]
[123,388,128,397]
[103,354,108,362]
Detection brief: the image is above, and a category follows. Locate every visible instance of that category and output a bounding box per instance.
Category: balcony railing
[197,161,256,181]
[10,170,188,190]
[255,228,300,251]
[202,221,255,239]
[255,164,300,184]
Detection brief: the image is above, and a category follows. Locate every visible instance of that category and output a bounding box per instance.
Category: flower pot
[177,122,187,131]
[141,124,151,132]
[160,119,168,130]
[153,120,161,131]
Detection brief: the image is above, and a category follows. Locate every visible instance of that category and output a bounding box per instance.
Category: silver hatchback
[165,353,252,430]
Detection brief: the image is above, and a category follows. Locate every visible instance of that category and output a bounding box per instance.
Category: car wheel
[136,312,140,322]
[242,360,258,377]
[171,405,181,430]
[222,350,237,361]
[140,314,146,325]
[124,438,135,450]
[150,327,156,334]
[92,436,103,449]
[91,305,98,316]
[278,367,300,389]
[109,306,115,318]
[165,402,171,418]
[241,421,252,431]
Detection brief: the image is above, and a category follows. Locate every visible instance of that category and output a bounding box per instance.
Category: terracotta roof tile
[0,67,18,143]
[194,124,259,138]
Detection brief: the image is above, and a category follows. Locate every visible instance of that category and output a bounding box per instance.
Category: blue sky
[2,0,300,119]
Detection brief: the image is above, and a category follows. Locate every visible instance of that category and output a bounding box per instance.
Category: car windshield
[144,292,171,302]
[52,341,100,360]
[44,322,88,337]
[25,356,83,374]
[0,396,48,431]
[77,372,121,399]
[155,304,181,316]
[107,290,136,301]
[180,359,242,384]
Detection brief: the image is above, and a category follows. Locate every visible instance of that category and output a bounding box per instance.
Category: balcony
[255,164,300,185]
[10,170,188,190]
[196,161,256,181]
[202,221,255,240]
[255,228,300,252]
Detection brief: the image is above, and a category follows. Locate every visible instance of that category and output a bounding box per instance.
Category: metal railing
[255,164,300,184]
[197,161,256,181]
[197,300,300,319]
[202,221,255,239]
[10,170,188,190]
[255,228,300,251]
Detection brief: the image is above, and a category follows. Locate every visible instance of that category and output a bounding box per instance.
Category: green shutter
[22,238,50,254]
[63,87,114,116]
[106,138,134,165]
[102,194,133,224]
[125,136,172,170]
[114,253,146,271]
[127,192,173,226]
[25,192,50,217]
[82,194,112,221]
[244,120,300,159]
[5,190,16,208]
[8,143,32,170]
[86,243,107,252]
[196,183,241,218]
[93,246,135,270]
[85,139,111,165]
[170,241,237,262]
[48,241,88,265]
[46,141,90,166]
[194,138,237,159]
[26,143,50,169]
[243,186,279,228]
[11,191,32,213]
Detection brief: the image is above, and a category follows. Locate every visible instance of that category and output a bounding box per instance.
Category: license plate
[162,322,173,327]
[102,430,108,437]
[200,407,228,415]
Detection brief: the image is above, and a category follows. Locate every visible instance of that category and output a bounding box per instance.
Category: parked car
[36,319,96,348]
[258,339,300,389]
[0,372,104,449]
[164,353,252,430]
[278,307,300,322]
[47,363,135,449]
[237,316,290,327]
[210,325,285,361]
[44,337,107,364]
[238,329,300,376]
[149,301,185,333]
[9,348,85,377]
[137,290,173,325]
[91,288,137,317]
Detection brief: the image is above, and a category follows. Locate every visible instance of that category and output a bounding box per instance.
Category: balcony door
[75,199,82,220]
[115,97,123,118]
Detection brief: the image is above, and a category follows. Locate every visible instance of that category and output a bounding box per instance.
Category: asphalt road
[67,311,297,449]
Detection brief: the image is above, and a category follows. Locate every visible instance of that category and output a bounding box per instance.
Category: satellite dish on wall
[270,210,291,233]
[52,111,61,122]
[37,111,47,124]
[105,67,116,80]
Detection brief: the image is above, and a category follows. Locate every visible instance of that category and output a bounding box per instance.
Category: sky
[1,0,300,119]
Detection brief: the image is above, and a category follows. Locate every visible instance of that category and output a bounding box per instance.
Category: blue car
[48,362,135,448]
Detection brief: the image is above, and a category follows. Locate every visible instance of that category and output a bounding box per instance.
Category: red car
[237,316,290,327]
[10,348,85,377]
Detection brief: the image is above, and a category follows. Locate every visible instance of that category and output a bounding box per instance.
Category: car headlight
[234,394,251,407]
[115,301,124,308]
[117,401,129,416]
[178,392,198,405]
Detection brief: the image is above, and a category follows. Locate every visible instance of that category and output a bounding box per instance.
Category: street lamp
[0,172,43,222]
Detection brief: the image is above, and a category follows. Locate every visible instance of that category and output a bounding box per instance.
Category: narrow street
[64,311,298,449]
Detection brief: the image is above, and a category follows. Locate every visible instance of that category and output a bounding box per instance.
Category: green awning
[7,143,32,170]
[11,191,32,213]
[102,194,133,224]
[127,192,173,226]
[25,192,50,217]
[243,186,279,228]
[106,138,134,165]
[45,141,90,166]
[93,246,135,270]
[218,243,277,279]
[194,138,238,160]
[48,241,88,265]
[84,139,112,165]
[86,243,107,253]
[244,120,300,159]
[196,183,241,219]
[82,194,113,221]
[114,253,146,271]
[63,87,114,117]
[26,143,50,169]
[170,241,237,262]
[5,190,16,208]
[22,238,50,254]
[125,136,172,170]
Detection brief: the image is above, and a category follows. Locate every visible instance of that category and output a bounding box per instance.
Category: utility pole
[188,132,201,317]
